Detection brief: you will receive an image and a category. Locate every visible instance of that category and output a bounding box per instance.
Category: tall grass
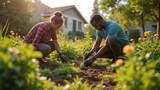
[0,19,10,40]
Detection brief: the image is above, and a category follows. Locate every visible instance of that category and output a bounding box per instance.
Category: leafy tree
[129,0,160,38]
[91,0,100,18]
[98,0,160,38]
[85,24,96,39]
[0,0,33,35]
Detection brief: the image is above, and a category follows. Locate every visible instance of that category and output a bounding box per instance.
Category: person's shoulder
[38,21,50,26]
[107,21,117,24]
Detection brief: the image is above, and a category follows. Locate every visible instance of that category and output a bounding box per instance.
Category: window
[78,21,82,31]
[63,17,67,28]
[73,20,76,32]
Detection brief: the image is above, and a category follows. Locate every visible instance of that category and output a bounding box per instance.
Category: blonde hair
[50,11,63,24]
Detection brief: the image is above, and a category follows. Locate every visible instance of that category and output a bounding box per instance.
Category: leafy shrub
[49,60,60,66]
[68,31,84,40]
[128,29,140,43]
[53,63,80,76]
[133,34,160,64]
[64,75,93,90]
[98,74,114,81]
[85,24,96,39]
[50,41,78,60]
[40,68,52,78]
[79,32,94,58]
[0,38,43,90]
[114,46,160,90]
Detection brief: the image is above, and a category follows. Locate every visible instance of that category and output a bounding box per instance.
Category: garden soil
[40,58,117,90]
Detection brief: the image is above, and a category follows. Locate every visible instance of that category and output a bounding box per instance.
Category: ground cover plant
[0,29,160,90]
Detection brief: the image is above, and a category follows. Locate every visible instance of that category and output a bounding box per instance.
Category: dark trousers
[37,41,55,58]
[96,36,128,59]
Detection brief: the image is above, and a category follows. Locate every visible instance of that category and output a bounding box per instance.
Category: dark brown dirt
[39,58,117,90]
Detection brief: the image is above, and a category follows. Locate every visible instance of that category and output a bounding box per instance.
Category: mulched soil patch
[40,58,117,90]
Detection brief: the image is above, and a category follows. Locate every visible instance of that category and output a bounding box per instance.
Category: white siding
[62,14,85,34]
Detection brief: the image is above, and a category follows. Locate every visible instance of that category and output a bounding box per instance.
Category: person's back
[96,21,129,44]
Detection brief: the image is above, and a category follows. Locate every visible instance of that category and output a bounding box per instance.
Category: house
[30,1,88,34]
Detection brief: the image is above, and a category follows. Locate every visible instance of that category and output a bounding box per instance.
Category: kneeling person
[84,14,130,66]
[24,11,68,63]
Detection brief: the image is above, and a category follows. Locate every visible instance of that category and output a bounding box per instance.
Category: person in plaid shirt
[24,11,68,63]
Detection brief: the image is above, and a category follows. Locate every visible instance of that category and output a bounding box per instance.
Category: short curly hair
[90,14,103,24]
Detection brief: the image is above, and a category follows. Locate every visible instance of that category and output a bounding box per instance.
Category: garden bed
[40,58,117,90]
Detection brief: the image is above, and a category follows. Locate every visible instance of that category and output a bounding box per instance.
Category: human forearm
[90,44,100,53]
[53,41,62,54]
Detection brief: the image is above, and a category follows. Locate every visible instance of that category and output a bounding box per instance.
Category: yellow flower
[76,40,81,42]
[116,59,123,66]
[144,31,149,36]
[89,38,92,40]
[154,34,159,37]
[151,46,154,48]
[138,38,142,41]
[130,39,134,42]
[10,31,14,33]
[85,32,89,34]
[11,33,15,35]
[148,31,152,33]
[123,45,135,54]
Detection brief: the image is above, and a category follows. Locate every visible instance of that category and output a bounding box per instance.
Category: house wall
[62,8,85,34]
[30,2,51,22]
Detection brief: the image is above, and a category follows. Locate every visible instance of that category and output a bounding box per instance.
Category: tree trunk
[157,3,160,39]
[141,13,145,38]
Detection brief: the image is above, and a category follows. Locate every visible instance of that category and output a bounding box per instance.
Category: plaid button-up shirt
[24,22,57,47]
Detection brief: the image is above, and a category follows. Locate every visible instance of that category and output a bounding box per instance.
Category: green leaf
[15,79,25,88]
[13,65,21,72]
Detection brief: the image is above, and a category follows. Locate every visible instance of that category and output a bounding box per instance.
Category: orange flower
[57,40,60,42]
[116,59,123,66]
[123,45,135,54]
[154,34,159,37]
[18,35,21,38]
[151,46,154,48]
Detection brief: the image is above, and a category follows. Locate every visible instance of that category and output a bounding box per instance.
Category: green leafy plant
[53,63,80,76]
[64,75,93,90]
[40,68,52,78]
[98,74,115,81]
[79,32,94,58]
[114,52,160,90]
[0,38,43,90]
[49,59,60,66]
[50,41,78,60]
[67,31,84,40]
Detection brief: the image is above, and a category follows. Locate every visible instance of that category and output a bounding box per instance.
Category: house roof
[32,1,52,11]
[44,5,88,24]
